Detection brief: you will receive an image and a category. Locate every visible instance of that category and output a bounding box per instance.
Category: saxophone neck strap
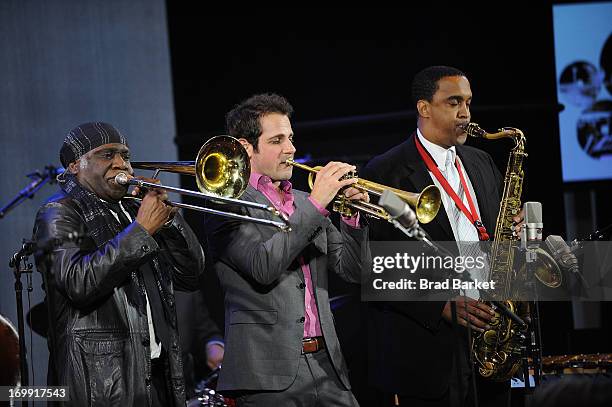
[414,134,490,241]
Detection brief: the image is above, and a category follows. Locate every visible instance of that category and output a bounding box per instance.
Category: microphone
[9,232,83,267]
[379,189,429,241]
[115,173,130,185]
[544,235,579,275]
[522,202,543,247]
[544,235,587,289]
[25,165,64,184]
[44,165,64,179]
[0,165,66,218]
[379,189,418,230]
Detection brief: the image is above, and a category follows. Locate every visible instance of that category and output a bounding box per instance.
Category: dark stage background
[0,1,609,402]
[165,3,612,400]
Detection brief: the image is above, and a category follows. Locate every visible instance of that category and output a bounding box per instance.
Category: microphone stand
[6,235,79,406]
[387,218,470,406]
[520,231,544,394]
[8,241,36,404]
[0,165,63,218]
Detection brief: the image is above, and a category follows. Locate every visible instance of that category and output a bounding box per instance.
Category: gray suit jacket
[205,185,370,392]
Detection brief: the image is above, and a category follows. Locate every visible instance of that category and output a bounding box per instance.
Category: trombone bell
[195,136,250,198]
[132,135,251,200]
[128,135,290,231]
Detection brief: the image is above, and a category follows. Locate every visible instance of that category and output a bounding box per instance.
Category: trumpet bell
[412,185,441,224]
[195,135,250,198]
[356,179,441,224]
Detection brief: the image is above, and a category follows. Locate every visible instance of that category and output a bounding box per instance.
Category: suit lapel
[244,185,329,285]
[242,185,277,223]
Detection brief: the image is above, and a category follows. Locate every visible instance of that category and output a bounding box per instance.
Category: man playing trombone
[33,122,205,406]
[205,93,371,406]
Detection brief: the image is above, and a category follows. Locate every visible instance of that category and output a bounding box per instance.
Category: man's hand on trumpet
[343,184,370,204]
[309,162,369,210]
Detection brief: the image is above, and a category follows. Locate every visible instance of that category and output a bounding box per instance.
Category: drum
[542,353,612,375]
[186,387,231,407]
[0,313,20,386]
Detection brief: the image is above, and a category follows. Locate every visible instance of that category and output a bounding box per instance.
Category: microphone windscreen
[524,201,542,224]
[545,234,579,275]
[115,173,129,185]
[379,189,408,218]
[545,235,570,257]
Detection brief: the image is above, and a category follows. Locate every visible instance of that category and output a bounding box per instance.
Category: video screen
[553,1,612,182]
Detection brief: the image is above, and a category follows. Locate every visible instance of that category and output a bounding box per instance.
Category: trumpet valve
[340,169,358,181]
[332,197,357,218]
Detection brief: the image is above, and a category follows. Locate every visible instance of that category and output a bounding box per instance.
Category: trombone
[285,159,441,224]
[121,135,290,231]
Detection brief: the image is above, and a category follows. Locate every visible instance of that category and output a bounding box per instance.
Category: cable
[464,295,479,407]
[26,265,35,385]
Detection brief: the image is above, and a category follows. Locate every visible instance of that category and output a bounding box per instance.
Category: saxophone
[464,123,561,381]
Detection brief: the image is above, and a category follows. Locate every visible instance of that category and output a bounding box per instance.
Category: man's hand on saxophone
[512,207,525,237]
[442,296,496,332]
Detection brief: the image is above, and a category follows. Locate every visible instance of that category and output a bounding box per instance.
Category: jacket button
[298,317,305,323]
[142,245,149,252]
[298,283,305,289]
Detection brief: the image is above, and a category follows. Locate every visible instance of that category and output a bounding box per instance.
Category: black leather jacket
[33,195,205,406]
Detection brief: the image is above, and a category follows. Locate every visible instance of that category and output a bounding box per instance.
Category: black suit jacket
[361,133,503,398]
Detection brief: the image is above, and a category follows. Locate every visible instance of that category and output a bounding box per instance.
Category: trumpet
[123,135,290,231]
[285,159,441,224]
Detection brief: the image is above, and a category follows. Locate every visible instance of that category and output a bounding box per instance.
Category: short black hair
[411,65,466,106]
[225,93,294,151]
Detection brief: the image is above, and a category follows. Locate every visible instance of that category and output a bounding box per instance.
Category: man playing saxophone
[362,66,523,407]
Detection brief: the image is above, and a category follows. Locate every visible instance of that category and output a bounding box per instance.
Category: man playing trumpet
[205,93,371,406]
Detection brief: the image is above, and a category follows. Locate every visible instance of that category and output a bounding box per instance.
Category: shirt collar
[249,171,292,193]
[101,198,124,210]
[416,128,456,170]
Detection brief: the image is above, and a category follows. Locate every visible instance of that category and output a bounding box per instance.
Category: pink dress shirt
[249,171,359,338]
